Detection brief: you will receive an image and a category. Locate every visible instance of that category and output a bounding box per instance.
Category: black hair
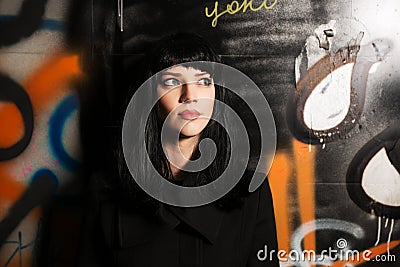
[114,33,249,211]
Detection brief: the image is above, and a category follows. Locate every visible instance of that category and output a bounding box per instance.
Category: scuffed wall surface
[0,0,399,266]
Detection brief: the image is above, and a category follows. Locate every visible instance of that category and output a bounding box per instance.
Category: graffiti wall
[0,0,399,266]
[0,0,83,266]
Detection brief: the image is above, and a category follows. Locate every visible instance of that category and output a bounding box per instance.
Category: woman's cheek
[158,93,177,116]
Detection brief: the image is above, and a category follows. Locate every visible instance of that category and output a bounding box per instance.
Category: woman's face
[157,65,215,138]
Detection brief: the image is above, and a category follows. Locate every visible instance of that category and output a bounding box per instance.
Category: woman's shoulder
[215,168,270,211]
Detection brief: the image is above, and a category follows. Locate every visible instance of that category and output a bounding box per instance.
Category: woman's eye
[163,78,181,86]
[198,78,212,86]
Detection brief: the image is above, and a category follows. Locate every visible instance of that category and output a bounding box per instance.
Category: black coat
[77,173,279,267]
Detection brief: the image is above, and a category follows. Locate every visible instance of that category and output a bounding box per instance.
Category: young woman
[77,33,279,267]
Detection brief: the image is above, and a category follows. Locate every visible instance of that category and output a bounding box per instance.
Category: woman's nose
[180,82,198,103]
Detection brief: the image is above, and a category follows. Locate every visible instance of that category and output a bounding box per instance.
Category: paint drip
[387,219,394,255]
[374,216,396,255]
[117,0,124,31]
[374,216,382,246]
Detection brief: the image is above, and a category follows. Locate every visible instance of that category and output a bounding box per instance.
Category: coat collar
[117,202,225,248]
[166,203,225,244]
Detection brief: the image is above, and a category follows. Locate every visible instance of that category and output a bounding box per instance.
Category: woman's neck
[163,135,199,180]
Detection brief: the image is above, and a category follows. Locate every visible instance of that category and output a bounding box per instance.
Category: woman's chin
[179,120,209,138]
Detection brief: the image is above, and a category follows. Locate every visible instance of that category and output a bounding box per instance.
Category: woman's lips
[179,109,200,120]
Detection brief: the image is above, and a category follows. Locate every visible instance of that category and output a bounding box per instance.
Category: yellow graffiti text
[205,0,278,27]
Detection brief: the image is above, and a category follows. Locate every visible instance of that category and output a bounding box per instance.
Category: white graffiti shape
[290,218,364,267]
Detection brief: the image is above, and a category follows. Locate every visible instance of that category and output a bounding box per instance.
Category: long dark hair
[114,33,249,211]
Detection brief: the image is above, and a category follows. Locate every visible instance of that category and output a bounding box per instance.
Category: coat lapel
[117,202,225,248]
[167,203,225,244]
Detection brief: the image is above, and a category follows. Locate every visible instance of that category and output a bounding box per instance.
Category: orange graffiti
[0,102,24,148]
[269,152,292,252]
[269,140,316,258]
[23,53,81,114]
[0,164,24,218]
[0,53,81,213]
[293,139,316,260]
